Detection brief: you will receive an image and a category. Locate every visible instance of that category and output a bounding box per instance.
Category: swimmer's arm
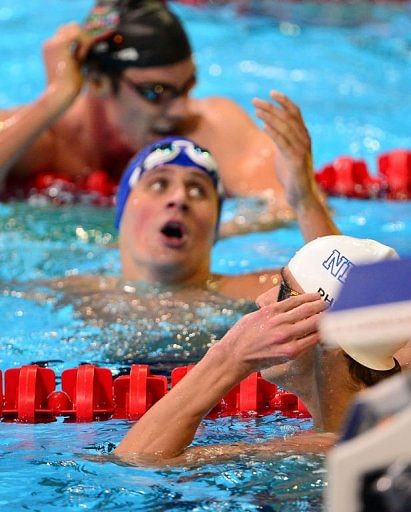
[0,24,91,181]
[114,432,337,468]
[197,97,295,238]
[0,102,62,181]
[114,341,245,460]
[114,295,325,461]
[253,91,340,242]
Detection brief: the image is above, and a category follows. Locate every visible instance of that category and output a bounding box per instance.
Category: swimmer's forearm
[0,86,76,179]
[114,342,248,460]
[294,190,340,241]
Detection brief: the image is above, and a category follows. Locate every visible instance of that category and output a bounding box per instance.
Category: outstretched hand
[252,91,318,210]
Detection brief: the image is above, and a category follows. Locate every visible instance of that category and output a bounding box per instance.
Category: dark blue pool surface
[1,1,411,510]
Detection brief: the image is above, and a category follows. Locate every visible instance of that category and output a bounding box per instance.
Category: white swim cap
[289,235,398,307]
[288,235,401,370]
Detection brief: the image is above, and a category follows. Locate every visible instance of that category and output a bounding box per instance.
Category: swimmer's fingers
[264,292,323,314]
[43,22,89,97]
[255,282,281,308]
[252,92,311,155]
[267,332,320,365]
[45,23,93,63]
[277,297,327,322]
[283,310,322,340]
[253,100,309,155]
[269,90,308,130]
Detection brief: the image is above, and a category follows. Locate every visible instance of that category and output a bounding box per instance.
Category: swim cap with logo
[288,235,401,369]
[288,235,398,308]
[115,136,224,230]
[84,0,192,71]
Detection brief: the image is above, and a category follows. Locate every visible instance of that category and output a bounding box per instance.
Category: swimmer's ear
[87,72,113,97]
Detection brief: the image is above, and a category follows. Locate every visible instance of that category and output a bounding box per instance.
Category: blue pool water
[1,1,411,510]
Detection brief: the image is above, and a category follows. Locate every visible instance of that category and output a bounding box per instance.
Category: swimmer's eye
[186,182,208,199]
[148,178,168,193]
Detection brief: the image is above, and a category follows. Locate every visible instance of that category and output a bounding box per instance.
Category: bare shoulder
[0,106,57,176]
[0,106,20,120]
[190,96,278,196]
[194,96,257,128]
[48,275,119,295]
[217,270,281,301]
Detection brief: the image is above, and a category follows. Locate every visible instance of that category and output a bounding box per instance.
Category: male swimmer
[259,235,407,433]
[113,235,408,465]
[59,135,337,303]
[0,0,334,238]
[37,134,337,366]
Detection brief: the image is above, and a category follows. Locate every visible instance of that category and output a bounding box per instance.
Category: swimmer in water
[113,235,408,465]
[0,0,332,237]
[57,135,338,304]
[46,134,336,367]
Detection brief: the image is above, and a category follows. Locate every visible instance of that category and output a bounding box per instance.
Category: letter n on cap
[322,250,355,284]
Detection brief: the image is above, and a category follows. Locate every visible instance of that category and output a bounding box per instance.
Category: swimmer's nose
[164,94,190,119]
[165,184,190,212]
[166,200,189,212]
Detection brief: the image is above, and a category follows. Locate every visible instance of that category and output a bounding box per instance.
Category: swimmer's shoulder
[0,106,57,177]
[193,96,255,125]
[214,270,281,301]
[48,275,119,295]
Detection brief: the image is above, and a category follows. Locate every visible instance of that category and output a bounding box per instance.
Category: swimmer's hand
[252,91,316,210]
[221,292,326,373]
[114,294,326,462]
[252,90,340,240]
[43,23,94,107]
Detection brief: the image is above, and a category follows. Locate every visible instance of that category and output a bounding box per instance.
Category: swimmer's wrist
[291,187,325,213]
[207,341,251,381]
[43,82,80,113]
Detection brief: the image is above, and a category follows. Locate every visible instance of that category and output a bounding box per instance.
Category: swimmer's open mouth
[161,221,186,240]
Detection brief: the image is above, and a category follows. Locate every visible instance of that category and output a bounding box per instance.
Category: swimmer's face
[107,58,197,149]
[119,164,219,283]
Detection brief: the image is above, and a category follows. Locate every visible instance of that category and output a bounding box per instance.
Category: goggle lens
[122,76,196,105]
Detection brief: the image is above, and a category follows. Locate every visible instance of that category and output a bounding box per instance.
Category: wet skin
[119,164,219,285]
[103,59,198,152]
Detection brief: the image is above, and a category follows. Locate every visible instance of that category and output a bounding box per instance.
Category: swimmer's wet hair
[344,354,402,388]
[84,0,192,72]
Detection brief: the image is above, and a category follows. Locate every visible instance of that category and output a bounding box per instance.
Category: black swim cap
[85,0,192,71]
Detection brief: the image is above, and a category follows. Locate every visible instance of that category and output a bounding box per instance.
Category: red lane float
[0,364,310,423]
[32,170,117,206]
[26,149,411,203]
[315,149,411,200]
[113,365,168,420]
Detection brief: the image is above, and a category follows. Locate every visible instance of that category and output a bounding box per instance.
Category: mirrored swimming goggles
[277,267,300,302]
[121,75,196,105]
[128,139,222,194]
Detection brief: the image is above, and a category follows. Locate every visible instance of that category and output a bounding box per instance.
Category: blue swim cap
[115,136,225,229]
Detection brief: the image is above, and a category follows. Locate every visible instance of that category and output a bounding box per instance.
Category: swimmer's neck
[116,277,221,296]
[120,264,215,290]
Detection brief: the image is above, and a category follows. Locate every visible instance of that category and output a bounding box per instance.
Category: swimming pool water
[1,1,411,510]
